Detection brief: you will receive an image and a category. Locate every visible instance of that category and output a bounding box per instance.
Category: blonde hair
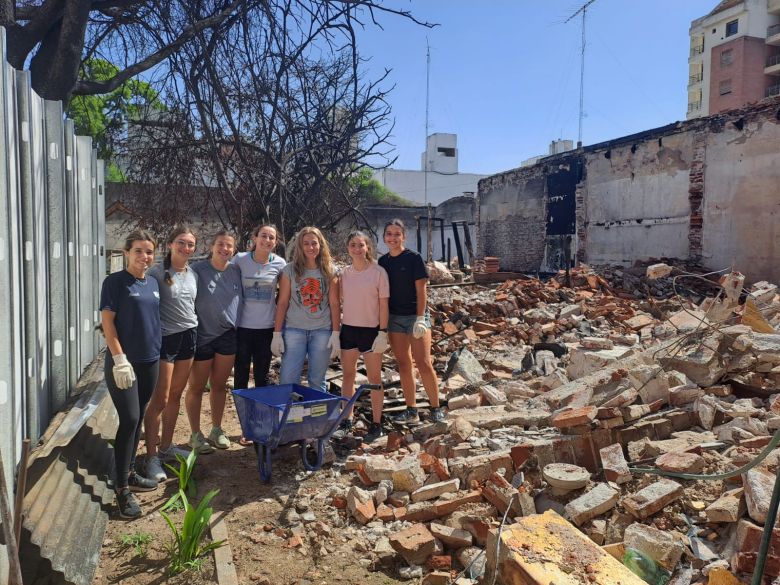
[291,227,335,283]
[346,230,376,264]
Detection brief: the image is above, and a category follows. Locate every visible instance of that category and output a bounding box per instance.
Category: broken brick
[389,524,436,565]
[623,479,684,519]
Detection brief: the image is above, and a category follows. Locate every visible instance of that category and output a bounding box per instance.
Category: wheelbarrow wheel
[300,439,325,472]
[257,443,273,482]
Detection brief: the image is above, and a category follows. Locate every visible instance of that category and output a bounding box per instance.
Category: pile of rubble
[278,266,780,584]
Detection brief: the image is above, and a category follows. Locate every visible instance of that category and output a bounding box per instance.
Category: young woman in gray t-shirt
[271,227,340,391]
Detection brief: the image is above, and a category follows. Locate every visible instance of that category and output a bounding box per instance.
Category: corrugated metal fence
[1,27,105,582]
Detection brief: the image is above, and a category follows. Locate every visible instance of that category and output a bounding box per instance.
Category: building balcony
[766,52,780,75]
[689,45,704,57]
[688,74,703,86]
[767,83,780,98]
[768,23,780,46]
[770,0,780,15]
[687,100,702,114]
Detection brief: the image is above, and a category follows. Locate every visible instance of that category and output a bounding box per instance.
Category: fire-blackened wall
[478,97,780,283]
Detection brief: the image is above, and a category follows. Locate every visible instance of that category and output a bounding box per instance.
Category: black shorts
[340,324,379,353]
[194,329,237,361]
[160,328,197,362]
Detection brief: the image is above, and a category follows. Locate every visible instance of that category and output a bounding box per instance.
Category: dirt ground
[93,372,406,585]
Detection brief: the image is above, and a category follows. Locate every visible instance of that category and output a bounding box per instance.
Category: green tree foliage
[351,168,413,207]
[65,59,163,182]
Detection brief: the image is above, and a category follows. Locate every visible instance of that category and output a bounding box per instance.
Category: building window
[726,19,738,37]
[437,147,455,157]
[719,79,732,95]
[721,49,733,67]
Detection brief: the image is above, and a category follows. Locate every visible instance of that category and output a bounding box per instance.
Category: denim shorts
[388,312,431,335]
[194,329,237,361]
[160,327,197,362]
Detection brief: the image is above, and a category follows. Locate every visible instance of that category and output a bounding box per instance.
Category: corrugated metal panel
[19,369,117,585]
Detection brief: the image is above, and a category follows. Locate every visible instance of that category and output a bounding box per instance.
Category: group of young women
[100,220,444,518]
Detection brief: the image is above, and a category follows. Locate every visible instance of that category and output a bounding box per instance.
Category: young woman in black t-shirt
[100,230,162,518]
[378,220,445,424]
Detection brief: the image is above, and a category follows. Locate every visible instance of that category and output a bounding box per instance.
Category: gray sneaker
[146,455,167,482]
[158,444,191,462]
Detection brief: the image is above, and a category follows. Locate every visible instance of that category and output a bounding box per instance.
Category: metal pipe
[752,464,780,585]
[451,222,464,270]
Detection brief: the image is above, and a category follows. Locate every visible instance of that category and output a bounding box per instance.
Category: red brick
[389,524,436,565]
[551,406,597,429]
[426,555,452,571]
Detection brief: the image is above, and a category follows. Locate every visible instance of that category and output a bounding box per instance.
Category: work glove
[112,354,136,390]
[412,316,429,339]
[327,331,341,360]
[271,331,285,357]
[371,330,389,354]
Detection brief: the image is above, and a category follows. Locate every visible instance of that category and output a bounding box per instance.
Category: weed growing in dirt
[119,532,152,557]
[161,449,197,512]
[160,489,224,576]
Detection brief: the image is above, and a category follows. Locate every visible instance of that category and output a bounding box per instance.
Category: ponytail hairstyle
[383,218,407,236]
[251,223,280,249]
[123,230,156,252]
[164,224,196,286]
[290,226,334,284]
[346,230,376,264]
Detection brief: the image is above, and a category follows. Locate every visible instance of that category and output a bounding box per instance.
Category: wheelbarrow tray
[233,383,342,448]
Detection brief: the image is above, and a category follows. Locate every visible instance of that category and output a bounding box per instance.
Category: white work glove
[371,330,389,354]
[412,316,429,339]
[271,332,285,357]
[327,331,341,360]
[112,354,136,390]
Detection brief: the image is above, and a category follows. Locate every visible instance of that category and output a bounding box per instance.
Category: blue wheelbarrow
[232,383,376,482]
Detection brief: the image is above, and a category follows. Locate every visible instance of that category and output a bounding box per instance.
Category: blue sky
[356,0,717,174]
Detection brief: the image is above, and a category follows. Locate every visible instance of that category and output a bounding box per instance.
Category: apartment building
[688,0,780,119]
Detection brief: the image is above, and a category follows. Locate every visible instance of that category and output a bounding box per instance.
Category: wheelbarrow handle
[323,383,378,438]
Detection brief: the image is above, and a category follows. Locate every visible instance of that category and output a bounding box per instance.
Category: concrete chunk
[623,479,684,519]
[392,456,426,493]
[429,522,473,549]
[564,483,620,526]
[624,522,684,571]
[744,468,776,524]
[411,479,460,503]
[706,488,746,523]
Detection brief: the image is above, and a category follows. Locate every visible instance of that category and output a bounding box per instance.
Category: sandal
[238,436,253,447]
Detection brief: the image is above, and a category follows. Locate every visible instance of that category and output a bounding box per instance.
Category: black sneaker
[430,407,447,423]
[391,407,420,425]
[128,472,158,492]
[331,419,353,441]
[364,422,385,443]
[116,488,142,519]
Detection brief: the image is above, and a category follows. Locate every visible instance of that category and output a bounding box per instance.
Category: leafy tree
[351,168,413,207]
[2,1,431,103]
[65,59,163,182]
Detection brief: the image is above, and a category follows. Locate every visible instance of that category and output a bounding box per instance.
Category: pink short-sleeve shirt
[340,263,389,327]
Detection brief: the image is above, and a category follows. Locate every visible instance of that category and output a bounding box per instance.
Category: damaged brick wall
[478,96,780,282]
[476,167,547,271]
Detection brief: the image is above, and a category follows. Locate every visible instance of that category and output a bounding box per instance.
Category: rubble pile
[269,268,780,585]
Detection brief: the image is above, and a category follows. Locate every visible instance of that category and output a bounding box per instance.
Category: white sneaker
[146,455,167,482]
[158,444,191,462]
[209,427,231,449]
[189,431,215,454]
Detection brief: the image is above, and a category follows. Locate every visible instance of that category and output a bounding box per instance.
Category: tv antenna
[565,0,598,148]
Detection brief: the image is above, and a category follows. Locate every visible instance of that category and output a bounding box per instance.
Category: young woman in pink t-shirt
[333,231,389,443]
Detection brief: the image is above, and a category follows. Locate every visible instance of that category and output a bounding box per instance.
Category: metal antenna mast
[565,0,597,148]
[424,38,430,206]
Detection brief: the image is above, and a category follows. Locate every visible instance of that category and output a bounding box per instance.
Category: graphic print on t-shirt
[298,277,324,313]
[243,272,274,303]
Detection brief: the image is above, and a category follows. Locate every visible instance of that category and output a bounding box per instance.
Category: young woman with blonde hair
[272,227,340,391]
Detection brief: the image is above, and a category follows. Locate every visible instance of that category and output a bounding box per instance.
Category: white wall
[373,168,486,206]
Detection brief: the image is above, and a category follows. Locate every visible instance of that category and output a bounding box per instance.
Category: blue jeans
[279,327,331,391]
